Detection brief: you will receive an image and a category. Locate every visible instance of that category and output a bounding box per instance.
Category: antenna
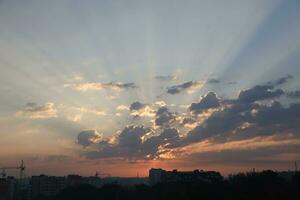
[295,161,298,173]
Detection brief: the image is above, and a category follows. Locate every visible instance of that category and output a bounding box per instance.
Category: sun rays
[0,0,300,176]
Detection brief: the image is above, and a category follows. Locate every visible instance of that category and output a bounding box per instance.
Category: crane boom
[0,160,25,179]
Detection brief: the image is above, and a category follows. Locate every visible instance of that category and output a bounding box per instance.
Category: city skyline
[1,0,300,177]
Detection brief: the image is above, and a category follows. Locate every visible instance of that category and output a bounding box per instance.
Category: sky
[0,0,300,177]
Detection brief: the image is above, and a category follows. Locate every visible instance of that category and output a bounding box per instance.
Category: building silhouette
[0,177,16,200]
[149,168,223,185]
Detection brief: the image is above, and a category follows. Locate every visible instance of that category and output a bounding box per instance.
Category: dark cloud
[182,118,196,126]
[189,92,220,114]
[155,107,177,127]
[84,126,181,160]
[118,126,150,149]
[238,85,284,103]
[237,75,293,103]
[68,82,138,91]
[287,90,300,98]
[182,103,248,146]
[77,130,102,147]
[106,82,138,89]
[167,81,203,94]
[129,101,155,118]
[85,125,151,159]
[142,128,180,158]
[15,102,57,119]
[181,98,300,147]
[269,75,293,86]
[85,126,179,159]
[155,75,177,81]
[81,76,300,162]
[130,102,146,111]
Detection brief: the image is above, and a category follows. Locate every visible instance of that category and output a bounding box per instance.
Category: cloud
[238,85,284,103]
[287,90,300,98]
[130,102,147,111]
[15,102,57,119]
[129,102,155,118]
[181,117,198,129]
[83,125,181,160]
[142,128,180,159]
[154,101,167,107]
[175,136,300,165]
[167,81,204,94]
[269,75,293,86]
[189,92,220,114]
[206,78,220,84]
[66,82,138,91]
[77,130,102,147]
[237,75,294,103]
[67,114,82,122]
[155,75,177,81]
[155,107,177,127]
[116,105,130,111]
[84,125,152,159]
[73,106,106,116]
[180,98,300,148]
[79,77,300,162]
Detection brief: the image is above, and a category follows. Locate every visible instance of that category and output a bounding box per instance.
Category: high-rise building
[149,168,223,185]
[30,175,66,198]
[0,177,16,200]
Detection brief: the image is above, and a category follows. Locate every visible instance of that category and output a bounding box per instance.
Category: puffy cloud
[180,98,300,148]
[129,102,155,117]
[130,102,147,111]
[287,90,300,98]
[167,81,204,94]
[142,128,180,158]
[118,125,151,148]
[189,92,220,114]
[77,130,102,147]
[79,77,300,162]
[237,76,293,103]
[84,125,152,159]
[238,85,284,103]
[15,102,57,119]
[181,118,198,129]
[83,125,181,160]
[66,82,138,91]
[155,107,177,127]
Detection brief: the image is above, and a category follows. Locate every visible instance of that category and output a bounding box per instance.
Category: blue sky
[0,0,300,176]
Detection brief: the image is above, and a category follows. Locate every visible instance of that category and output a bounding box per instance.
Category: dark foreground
[36,171,300,200]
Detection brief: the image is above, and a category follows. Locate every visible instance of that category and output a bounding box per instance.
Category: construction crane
[0,160,25,180]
